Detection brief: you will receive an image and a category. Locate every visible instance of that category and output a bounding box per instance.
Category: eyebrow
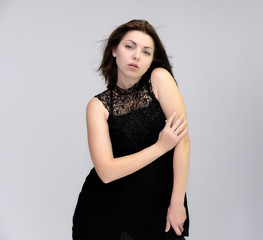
[127,40,153,50]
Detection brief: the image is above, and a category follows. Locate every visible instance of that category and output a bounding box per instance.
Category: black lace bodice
[95,78,166,154]
[95,78,154,116]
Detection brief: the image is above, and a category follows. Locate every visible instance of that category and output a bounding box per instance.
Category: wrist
[153,142,166,156]
[170,200,184,207]
[170,194,185,206]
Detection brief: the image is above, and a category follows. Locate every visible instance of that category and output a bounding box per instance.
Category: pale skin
[151,68,190,235]
[87,30,190,236]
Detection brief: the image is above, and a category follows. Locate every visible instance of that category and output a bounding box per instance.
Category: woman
[73,19,190,240]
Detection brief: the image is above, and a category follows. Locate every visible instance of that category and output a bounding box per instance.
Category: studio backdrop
[0,0,262,239]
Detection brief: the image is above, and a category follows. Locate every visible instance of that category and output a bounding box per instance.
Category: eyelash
[143,51,151,56]
[125,45,151,56]
[125,45,133,49]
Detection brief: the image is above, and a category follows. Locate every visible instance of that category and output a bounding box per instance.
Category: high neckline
[113,78,144,95]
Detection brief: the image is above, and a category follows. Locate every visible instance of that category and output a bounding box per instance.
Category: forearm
[97,143,165,184]
[92,112,185,184]
[170,136,190,204]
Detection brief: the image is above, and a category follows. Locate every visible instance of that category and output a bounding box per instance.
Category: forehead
[121,30,154,49]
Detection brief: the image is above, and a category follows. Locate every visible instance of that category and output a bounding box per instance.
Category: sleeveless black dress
[72,77,189,240]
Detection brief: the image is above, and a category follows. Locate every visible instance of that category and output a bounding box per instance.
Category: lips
[128,63,139,69]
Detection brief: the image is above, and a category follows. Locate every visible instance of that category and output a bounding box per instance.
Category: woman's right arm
[86,97,187,184]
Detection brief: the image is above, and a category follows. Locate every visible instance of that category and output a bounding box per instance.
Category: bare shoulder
[151,67,172,79]
[150,67,178,100]
[86,97,109,121]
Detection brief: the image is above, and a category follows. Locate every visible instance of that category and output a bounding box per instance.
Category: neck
[116,76,141,89]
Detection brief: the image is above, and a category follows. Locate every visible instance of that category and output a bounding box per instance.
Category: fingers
[165,219,171,232]
[165,112,177,127]
[174,226,183,236]
[166,113,187,133]
[171,223,184,236]
[177,129,188,143]
[170,115,188,141]
[165,211,184,235]
[170,115,185,132]
[179,225,184,233]
[165,203,186,236]
[159,112,187,152]
[166,113,188,140]
[168,223,184,236]
[174,121,187,138]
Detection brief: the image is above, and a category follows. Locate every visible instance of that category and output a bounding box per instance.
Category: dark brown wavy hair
[98,19,175,89]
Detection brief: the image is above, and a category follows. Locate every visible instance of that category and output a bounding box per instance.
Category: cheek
[115,51,126,65]
[144,58,153,69]
[115,54,123,68]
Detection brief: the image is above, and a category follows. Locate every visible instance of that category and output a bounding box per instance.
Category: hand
[165,203,186,235]
[157,112,187,153]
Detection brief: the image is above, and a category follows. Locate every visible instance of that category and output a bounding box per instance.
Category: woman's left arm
[151,68,190,236]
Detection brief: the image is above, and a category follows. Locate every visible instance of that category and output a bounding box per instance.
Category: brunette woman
[73,19,190,240]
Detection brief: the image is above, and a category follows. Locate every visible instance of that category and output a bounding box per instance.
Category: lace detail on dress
[109,98,163,151]
[113,77,144,95]
[95,89,112,113]
[95,78,155,116]
[112,86,153,116]
[95,78,164,151]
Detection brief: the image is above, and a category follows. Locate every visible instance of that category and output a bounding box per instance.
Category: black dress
[72,77,189,240]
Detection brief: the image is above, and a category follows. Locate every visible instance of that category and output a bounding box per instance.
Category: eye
[143,51,151,56]
[125,45,133,49]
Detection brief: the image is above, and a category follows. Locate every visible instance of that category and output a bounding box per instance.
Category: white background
[0,0,262,239]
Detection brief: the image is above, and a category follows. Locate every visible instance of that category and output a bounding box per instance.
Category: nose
[132,50,140,60]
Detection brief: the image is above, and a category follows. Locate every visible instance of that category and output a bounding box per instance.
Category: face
[112,30,154,84]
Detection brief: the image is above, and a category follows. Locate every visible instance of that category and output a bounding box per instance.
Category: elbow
[101,175,112,184]
[95,166,114,184]
[93,157,120,184]
[101,178,111,184]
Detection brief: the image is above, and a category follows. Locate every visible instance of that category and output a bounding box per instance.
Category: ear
[112,49,117,57]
